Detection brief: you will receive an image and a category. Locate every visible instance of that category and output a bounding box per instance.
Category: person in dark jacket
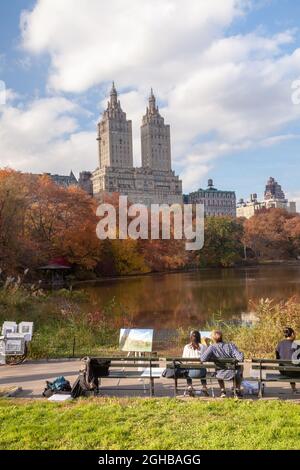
[200,330,244,398]
[276,327,300,394]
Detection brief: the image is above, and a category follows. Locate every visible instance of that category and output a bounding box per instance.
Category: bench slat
[252,365,300,372]
[166,363,238,370]
[88,357,159,362]
[265,374,300,381]
[108,372,147,378]
[98,363,160,368]
[252,359,298,364]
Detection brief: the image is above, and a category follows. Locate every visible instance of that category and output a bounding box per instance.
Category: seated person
[182,330,209,397]
[276,327,300,394]
[200,330,244,398]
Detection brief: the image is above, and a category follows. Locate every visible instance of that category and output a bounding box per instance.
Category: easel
[116,351,153,394]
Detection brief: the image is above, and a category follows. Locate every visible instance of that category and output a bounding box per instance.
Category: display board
[18,322,34,341]
[1,322,18,336]
[0,337,5,365]
[4,335,25,355]
[119,329,154,352]
[200,331,213,346]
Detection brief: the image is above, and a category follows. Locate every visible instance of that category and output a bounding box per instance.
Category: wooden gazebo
[39,257,72,289]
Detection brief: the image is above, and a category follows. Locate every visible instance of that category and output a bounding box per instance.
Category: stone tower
[141,89,171,171]
[97,82,133,169]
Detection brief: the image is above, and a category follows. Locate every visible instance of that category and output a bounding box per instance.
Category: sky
[0,0,300,204]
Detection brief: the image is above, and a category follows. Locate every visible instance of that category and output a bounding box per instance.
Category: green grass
[0,398,299,450]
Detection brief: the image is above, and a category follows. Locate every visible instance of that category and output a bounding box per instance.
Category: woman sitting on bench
[182,330,209,397]
[276,327,300,394]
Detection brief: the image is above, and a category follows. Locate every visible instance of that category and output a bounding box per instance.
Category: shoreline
[71,259,300,287]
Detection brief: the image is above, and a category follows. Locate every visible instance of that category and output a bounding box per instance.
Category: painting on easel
[119,329,154,353]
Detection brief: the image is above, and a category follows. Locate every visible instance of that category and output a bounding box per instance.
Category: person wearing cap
[182,330,209,397]
[276,327,300,394]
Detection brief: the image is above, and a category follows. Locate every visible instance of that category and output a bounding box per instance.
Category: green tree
[198,217,244,267]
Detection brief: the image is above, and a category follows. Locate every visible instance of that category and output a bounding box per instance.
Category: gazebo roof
[39,257,72,270]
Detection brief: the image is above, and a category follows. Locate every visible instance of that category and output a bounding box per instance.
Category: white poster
[200,331,213,346]
[2,322,18,336]
[18,322,34,341]
[0,337,5,364]
[119,329,154,352]
[5,337,25,355]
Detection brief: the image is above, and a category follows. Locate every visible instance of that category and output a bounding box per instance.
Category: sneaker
[234,390,243,399]
[201,388,210,397]
[220,390,227,398]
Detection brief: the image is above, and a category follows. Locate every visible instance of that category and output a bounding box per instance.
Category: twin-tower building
[92,83,183,205]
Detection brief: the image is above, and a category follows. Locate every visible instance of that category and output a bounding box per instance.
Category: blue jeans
[187,368,207,387]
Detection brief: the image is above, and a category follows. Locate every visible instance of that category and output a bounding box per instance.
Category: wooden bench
[251,359,300,397]
[85,356,162,397]
[165,357,241,397]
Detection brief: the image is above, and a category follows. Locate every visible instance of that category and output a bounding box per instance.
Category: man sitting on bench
[200,330,244,398]
[276,327,300,394]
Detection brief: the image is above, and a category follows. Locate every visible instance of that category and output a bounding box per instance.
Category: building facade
[34,171,93,196]
[48,171,78,188]
[236,194,265,218]
[264,177,285,201]
[186,179,236,217]
[141,89,171,171]
[78,171,93,195]
[97,82,133,169]
[237,177,297,218]
[92,84,182,205]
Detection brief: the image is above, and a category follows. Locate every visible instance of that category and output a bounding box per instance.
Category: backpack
[70,358,111,398]
[43,376,72,398]
[84,357,111,389]
[70,374,89,398]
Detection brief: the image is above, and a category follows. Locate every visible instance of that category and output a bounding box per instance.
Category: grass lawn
[0,398,299,450]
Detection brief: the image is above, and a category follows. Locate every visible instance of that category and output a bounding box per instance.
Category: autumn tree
[0,169,40,272]
[24,176,101,269]
[284,215,300,257]
[0,170,102,274]
[243,208,296,260]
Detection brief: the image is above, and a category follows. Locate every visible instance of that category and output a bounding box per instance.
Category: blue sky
[0,0,300,204]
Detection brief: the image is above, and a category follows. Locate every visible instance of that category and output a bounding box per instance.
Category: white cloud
[1,0,298,191]
[21,0,245,93]
[0,96,96,175]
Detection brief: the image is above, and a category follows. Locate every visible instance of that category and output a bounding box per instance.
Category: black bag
[71,373,91,398]
[85,358,111,389]
[71,358,111,398]
[88,359,111,379]
[162,362,189,379]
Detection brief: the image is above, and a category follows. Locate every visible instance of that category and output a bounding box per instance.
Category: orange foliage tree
[25,175,100,269]
[243,208,300,260]
[0,170,101,274]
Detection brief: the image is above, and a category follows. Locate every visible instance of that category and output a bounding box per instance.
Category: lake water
[78,265,300,329]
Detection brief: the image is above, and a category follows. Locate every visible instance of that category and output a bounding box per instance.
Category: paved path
[0,360,300,400]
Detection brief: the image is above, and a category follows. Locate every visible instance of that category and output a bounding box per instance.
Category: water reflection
[78,266,300,328]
